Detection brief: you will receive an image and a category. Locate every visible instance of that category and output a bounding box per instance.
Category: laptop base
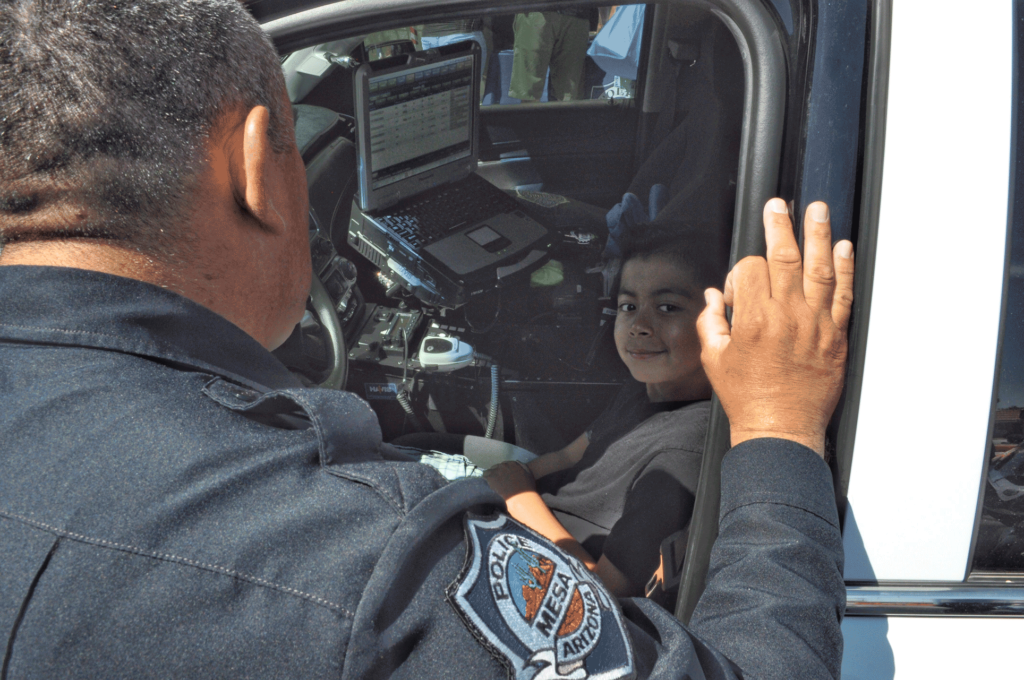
[347,198,554,309]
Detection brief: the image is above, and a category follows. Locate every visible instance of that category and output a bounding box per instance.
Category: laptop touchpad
[425,213,547,276]
[467,225,511,253]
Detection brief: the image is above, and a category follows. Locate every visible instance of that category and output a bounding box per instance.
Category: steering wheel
[273,268,349,390]
[308,271,348,390]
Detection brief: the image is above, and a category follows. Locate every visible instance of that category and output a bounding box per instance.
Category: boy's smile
[614,255,711,402]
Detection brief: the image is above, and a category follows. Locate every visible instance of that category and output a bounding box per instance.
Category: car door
[832,1,1023,677]
[663,0,1024,675]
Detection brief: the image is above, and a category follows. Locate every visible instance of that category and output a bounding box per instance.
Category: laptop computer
[346,41,553,308]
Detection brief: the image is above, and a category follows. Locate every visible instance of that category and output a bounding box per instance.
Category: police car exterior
[252,0,1024,676]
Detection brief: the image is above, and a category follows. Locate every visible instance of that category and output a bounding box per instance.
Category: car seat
[628,15,743,234]
[518,14,743,250]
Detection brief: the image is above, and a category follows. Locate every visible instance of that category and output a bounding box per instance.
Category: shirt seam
[0,510,355,617]
[0,322,128,343]
[641,446,705,457]
[720,498,840,530]
[0,324,294,392]
[284,390,405,515]
[606,413,708,453]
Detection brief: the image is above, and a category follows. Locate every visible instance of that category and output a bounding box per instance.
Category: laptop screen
[367,54,473,190]
[354,42,480,211]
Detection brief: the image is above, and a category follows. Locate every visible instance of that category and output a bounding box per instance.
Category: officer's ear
[232,104,289,234]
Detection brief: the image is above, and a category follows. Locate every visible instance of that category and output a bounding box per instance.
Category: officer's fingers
[729,255,771,326]
[763,198,804,303]
[802,202,837,314]
[723,269,735,307]
[697,288,731,364]
[830,240,855,331]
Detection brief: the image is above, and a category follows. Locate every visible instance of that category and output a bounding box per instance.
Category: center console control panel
[347,305,423,370]
[347,306,476,374]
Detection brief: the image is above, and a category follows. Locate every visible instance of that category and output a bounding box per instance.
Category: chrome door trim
[847,584,1024,617]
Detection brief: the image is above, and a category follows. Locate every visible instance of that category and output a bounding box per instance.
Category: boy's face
[614,255,710,402]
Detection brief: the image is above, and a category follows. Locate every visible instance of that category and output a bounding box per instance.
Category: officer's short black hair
[0,0,290,260]
[618,221,732,292]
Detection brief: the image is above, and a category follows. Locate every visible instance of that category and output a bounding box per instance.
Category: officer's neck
[0,239,183,293]
[0,230,283,350]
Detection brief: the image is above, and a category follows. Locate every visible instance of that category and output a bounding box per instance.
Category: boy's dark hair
[617,221,732,291]
[0,0,290,260]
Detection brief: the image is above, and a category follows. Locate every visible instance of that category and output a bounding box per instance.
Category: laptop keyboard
[376,174,523,248]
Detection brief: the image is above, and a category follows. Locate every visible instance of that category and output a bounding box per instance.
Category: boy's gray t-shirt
[537,382,710,592]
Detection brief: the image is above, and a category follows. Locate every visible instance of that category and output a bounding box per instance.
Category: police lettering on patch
[448,515,635,680]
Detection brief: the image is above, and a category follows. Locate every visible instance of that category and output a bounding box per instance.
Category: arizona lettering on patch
[448,515,635,680]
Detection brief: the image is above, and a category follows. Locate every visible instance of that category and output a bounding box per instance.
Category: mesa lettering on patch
[448,515,635,680]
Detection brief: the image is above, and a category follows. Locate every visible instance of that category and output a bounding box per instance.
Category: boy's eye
[617,302,636,313]
[657,303,679,313]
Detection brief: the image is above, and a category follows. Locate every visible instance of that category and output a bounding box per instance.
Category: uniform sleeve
[600,450,700,593]
[341,477,510,679]
[343,476,728,680]
[688,438,846,679]
[345,440,843,680]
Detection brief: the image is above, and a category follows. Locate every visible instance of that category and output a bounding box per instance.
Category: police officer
[0,2,851,678]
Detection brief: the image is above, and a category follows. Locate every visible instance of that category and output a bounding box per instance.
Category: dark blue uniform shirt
[0,265,845,679]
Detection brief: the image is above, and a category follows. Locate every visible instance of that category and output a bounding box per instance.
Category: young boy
[484,222,729,601]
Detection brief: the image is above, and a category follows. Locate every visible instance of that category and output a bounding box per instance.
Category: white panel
[842,616,1024,679]
[844,1,1013,580]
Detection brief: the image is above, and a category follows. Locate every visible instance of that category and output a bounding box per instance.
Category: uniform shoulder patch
[447,514,635,680]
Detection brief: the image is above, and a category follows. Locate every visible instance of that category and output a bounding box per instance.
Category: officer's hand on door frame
[697,198,855,457]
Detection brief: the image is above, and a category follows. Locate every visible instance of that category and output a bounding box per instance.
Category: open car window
[265,0,790,620]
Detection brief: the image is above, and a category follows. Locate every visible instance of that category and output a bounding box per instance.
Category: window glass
[972,2,1024,573]
[282,6,648,106]
[973,225,1024,571]
[415,5,647,105]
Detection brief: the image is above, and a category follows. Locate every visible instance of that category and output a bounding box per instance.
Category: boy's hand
[697,199,855,457]
[483,460,536,500]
